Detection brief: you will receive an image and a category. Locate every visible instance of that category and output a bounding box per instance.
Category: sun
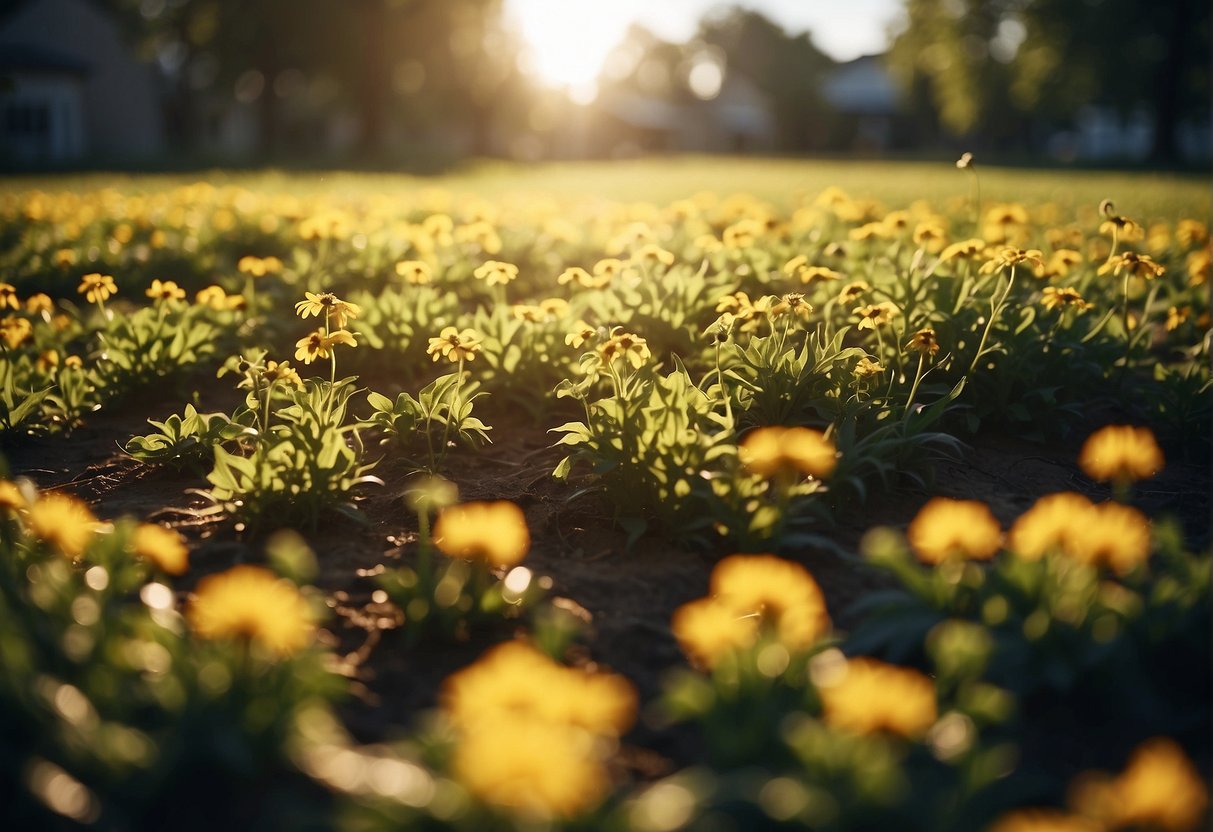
[505,0,640,102]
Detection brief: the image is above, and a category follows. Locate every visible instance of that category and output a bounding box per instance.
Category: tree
[891,0,1210,161]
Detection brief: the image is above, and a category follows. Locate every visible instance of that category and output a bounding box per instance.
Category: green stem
[967,266,1017,378]
[436,356,465,472]
[903,352,927,419]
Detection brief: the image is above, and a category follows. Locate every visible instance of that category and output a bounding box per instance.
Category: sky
[504,0,904,94]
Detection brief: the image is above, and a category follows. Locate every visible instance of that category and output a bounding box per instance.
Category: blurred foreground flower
[1079,425,1164,484]
[188,565,314,656]
[28,493,98,559]
[817,655,937,739]
[908,497,1002,564]
[739,426,836,480]
[432,501,529,568]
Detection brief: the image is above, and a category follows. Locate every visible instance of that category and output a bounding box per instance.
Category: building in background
[0,0,163,164]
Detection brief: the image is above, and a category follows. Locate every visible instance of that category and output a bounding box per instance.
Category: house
[0,0,163,164]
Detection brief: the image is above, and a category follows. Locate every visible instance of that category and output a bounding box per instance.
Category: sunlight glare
[507,1,639,102]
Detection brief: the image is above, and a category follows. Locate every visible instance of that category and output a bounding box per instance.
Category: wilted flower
[907,498,1002,564]
[854,356,884,378]
[188,565,314,656]
[981,247,1044,274]
[426,326,481,363]
[940,238,985,261]
[906,327,940,356]
[1098,251,1166,280]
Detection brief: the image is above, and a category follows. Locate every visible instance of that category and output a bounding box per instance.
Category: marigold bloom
[294,329,358,364]
[710,554,831,651]
[294,291,362,328]
[426,326,481,363]
[1187,248,1209,286]
[1098,251,1165,280]
[25,293,54,315]
[1040,286,1093,312]
[433,501,530,568]
[28,493,97,559]
[906,327,940,356]
[472,260,519,286]
[1078,425,1164,483]
[146,279,186,302]
[907,497,1002,564]
[78,273,117,304]
[854,301,899,330]
[1008,492,1096,560]
[818,657,937,738]
[395,260,432,285]
[451,718,610,819]
[0,283,18,310]
[739,426,836,479]
[1070,738,1208,832]
[672,597,759,667]
[133,523,189,575]
[1064,502,1151,575]
[188,565,314,656]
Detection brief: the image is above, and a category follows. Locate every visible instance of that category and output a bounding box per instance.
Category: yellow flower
[565,320,598,348]
[907,497,1002,564]
[739,426,836,479]
[0,283,18,310]
[1099,212,1142,241]
[1166,306,1190,331]
[1098,251,1165,280]
[776,293,813,319]
[472,260,519,286]
[1064,502,1151,574]
[395,260,432,285]
[1078,425,1164,483]
[1041,249,1083,278]
[913,221,948,252]
[710,554,831,651]
[854,356,884,378]
[293,291,362,328]
[817,656,937,738]
[1070,738,1207,832]
[783,256,843,285]
[0,479,29,512]
[146,279,186,302]
[195,285,243,311]
[433,501,530,568]
[597,331,651,369]
[451,718,610,819]
[1008,492,1095,560]
[426,326,481,363]
[441,641,636,819]
[631,243,675,267]
[940,238,985,261]
[854,301,899,330]
[906,327,940,356]
[53,248,78,267]
[671,597,759,668]
[35,350,59,373]
[849,221,888,242]
[132,523,189,575]
[294,329,358,364]
[1176,219,1208,248]
[591,258,628,281]
[980,247,1044,275]
[557,266,593,287]
[188,565,314,656]
[78,273,117,304]
[723,218,762,249]
[1040,286,1093,312]
[25,293,54,315]
[838,280,871,304]
[1187,247,1209,286]
[716,290,757,320]
[0,316,32,349]
[28,493,98,559]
